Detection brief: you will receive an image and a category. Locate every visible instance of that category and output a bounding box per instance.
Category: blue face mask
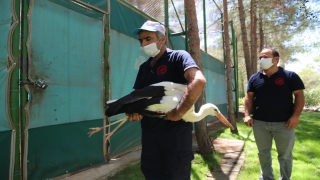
[259,58,274,69]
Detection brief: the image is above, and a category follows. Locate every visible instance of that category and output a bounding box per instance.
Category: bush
[304,87,320,107]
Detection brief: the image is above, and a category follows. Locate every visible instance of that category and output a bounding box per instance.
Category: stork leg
[87,116,128,137]
[104,117,128,144]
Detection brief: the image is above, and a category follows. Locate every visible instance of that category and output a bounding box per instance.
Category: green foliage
[297,65,320,106]
[304,87,320,106]
[298,65,320,89]
[238,97,245,106]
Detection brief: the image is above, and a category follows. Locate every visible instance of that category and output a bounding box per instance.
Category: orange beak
[216,113,235,130]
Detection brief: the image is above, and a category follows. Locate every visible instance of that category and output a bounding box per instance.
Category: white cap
[132,20,166,35]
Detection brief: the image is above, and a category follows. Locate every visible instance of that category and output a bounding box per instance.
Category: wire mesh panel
[202,0,224,61]
[168,0,185,33]
[125,0,224,61]
[125,0,165,23]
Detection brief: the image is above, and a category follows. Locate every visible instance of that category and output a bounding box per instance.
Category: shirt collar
[258,66,283,76]
[146,48,172,62]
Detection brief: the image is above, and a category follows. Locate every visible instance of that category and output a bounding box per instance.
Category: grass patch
[191,152,222,180]
[101,112,320,180]
[101,162,144,180]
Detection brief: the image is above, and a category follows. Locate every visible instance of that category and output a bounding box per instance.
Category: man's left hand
[286,116,300,129]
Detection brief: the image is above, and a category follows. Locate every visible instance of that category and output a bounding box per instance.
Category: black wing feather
[105,86,166,117]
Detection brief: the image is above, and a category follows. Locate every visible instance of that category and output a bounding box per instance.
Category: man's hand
[164,108,183,121]
[126,113,143,122]
[243,115,254,127]
[286,116,300,129]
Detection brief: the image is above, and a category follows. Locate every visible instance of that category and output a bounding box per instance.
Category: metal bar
[212,0,222,13]
[102,12,111,161]
[221,13,225,63]
[8,0,21,179]
[70,0,109,14]
[235,37,239,117]
[170,0,184,32]
[21,0,33,178]
[229,21,239,117]
[165,0,170,48]
[203,0,207,52]
[170,32,185,36]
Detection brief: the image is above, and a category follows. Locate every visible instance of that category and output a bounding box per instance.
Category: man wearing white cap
[127,20,207,179]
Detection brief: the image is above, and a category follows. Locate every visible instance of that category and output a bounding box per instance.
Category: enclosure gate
[0,0,236,179]
[1,1,110,179]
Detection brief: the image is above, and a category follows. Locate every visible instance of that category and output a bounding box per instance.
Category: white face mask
[259,58,274,69]
[140,37,162,57]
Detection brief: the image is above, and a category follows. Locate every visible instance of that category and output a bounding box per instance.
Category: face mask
[259,58,274,69]
[140,37,162,57]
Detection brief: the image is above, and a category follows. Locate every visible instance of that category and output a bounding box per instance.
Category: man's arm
[243,91,254,127]
[164,67,206,121]
[286,89,305,129]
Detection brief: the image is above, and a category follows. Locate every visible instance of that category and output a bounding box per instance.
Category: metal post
[10,0,21,179]
[220,13,225,63]
[203,0,207,52]
[103,7,111,159]
[229,20,239,117]
[235,37,239,116]
[20,0,29,178]
[165,0,169,47]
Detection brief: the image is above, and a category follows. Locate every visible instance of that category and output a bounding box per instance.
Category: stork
[88,81,234,143]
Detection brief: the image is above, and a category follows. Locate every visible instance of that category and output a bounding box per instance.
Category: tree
[259,8,264,52]
[185,0,214,154]
[250,0,258,73]
[223,0,238,133]
[237,0,253,80]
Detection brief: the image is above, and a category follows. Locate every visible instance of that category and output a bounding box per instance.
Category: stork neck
[183,103,212,122]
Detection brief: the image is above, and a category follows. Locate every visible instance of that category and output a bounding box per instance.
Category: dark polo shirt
[247,67,305,122]
[133,48,199,132]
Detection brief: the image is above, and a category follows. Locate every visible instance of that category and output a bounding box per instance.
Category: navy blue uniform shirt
[247,67,305,122]
[133,48,199,132]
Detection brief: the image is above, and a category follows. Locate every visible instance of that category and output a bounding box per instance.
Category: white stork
[88,81,234,142]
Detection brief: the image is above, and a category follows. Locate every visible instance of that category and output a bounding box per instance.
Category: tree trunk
[250,0,258,73]
[253,6,258,73]
[259,8,264,52]
[223,0,238,133]
[238,0,252,80]
[185,0,214,155]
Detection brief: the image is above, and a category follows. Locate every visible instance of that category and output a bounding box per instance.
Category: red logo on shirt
[157,65,167,75]
[275,78,284,85]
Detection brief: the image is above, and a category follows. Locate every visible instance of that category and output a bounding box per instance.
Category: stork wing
[105,85,166,117]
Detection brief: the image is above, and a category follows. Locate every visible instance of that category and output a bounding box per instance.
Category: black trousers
[141,127,194,180]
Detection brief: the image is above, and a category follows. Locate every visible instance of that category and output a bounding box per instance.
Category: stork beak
[216,113,235,130]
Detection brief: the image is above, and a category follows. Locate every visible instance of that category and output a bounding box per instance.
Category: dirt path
[192,112,245,180]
